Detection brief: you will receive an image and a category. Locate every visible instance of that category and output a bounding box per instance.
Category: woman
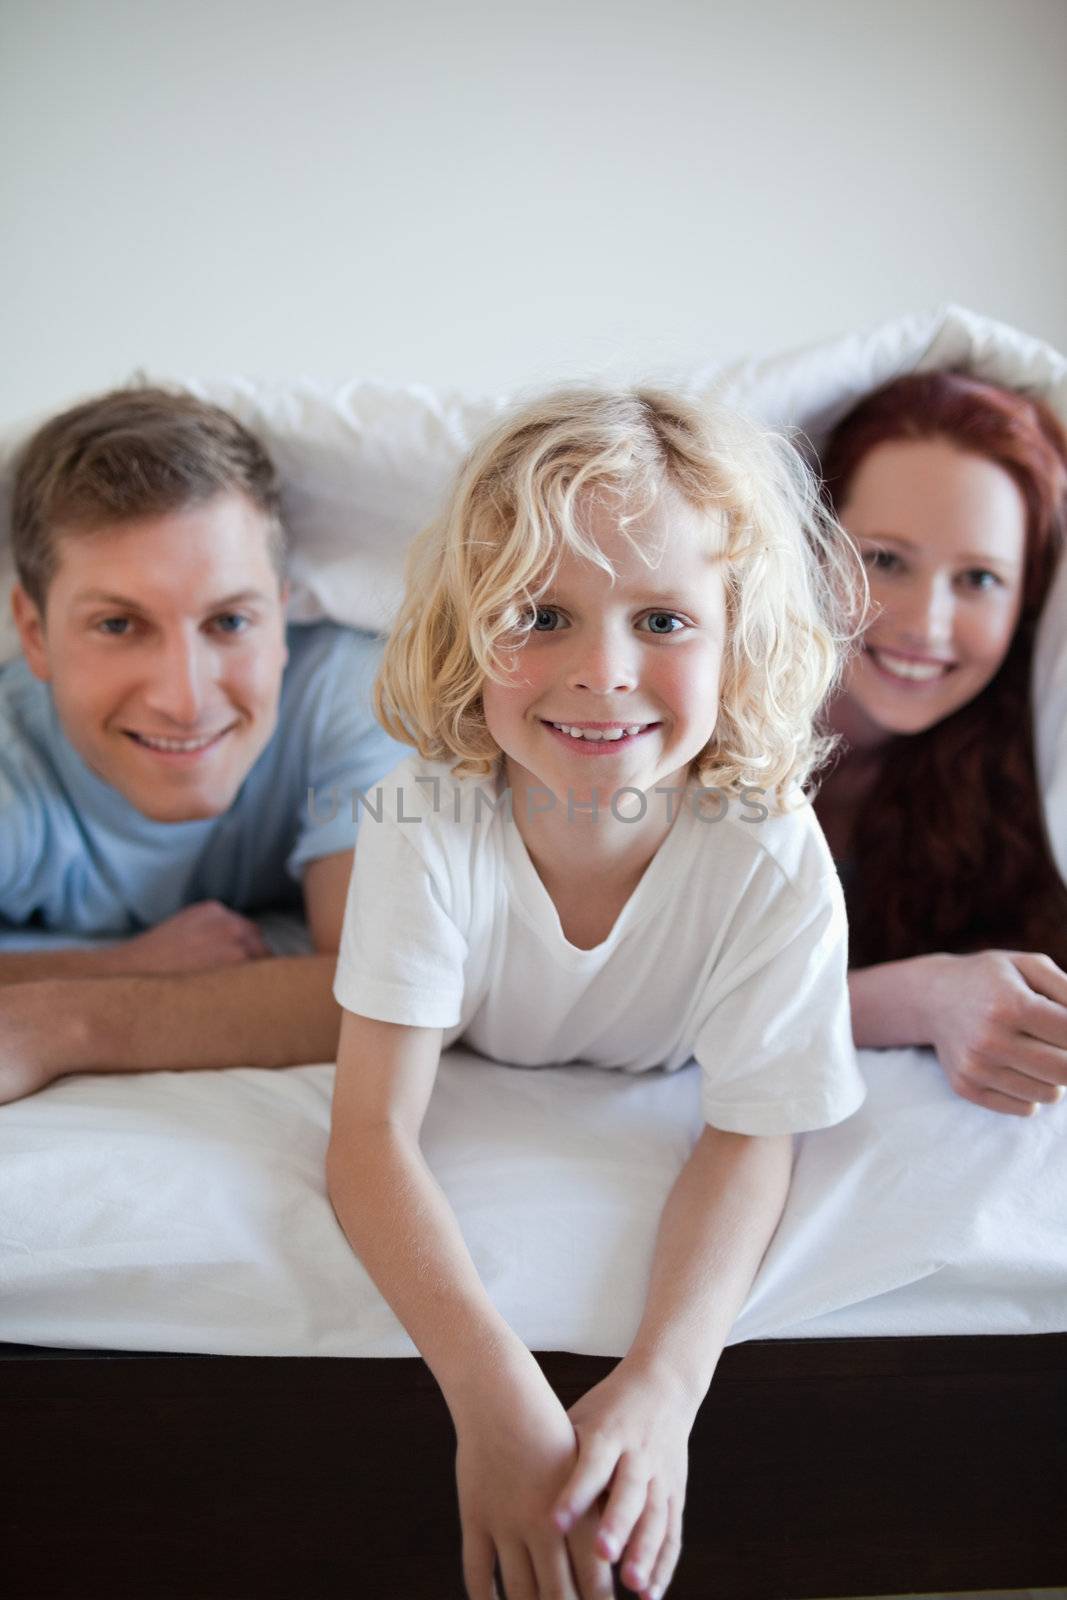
[815,370,1067,1117]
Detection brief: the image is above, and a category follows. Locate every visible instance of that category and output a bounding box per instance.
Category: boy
[0,386,402,1103]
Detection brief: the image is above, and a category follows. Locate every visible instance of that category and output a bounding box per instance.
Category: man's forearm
[624,1126,794,1413]
[0,946,121,985]
[39,956,343,1073]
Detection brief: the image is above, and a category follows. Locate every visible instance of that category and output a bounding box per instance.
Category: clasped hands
[455,1356,692,1600]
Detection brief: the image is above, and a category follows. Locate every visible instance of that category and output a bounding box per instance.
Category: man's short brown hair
[11,385,287,608]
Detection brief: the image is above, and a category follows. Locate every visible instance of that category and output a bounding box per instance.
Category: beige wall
[2,0,1065,428]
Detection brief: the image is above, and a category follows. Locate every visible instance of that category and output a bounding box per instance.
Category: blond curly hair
[376,385,863,806]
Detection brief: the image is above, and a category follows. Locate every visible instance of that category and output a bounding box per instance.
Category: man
[0,386,404,1103]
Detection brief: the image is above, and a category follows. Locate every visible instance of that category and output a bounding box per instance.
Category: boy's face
[13,492,289,823]
[481,484,727,811]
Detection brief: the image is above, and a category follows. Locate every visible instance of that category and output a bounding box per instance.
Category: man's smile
[123,723,237,759]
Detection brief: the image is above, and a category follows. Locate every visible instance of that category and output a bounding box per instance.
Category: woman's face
[835,436,1028,749]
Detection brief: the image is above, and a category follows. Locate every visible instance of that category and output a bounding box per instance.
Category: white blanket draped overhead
[0,307,1065,1356]
[5,305,1060,869]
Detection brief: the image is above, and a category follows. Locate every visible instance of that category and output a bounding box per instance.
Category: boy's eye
[531,606,563,632]
[639,611,686,635]
[97,616,133,636]
[212,612,250,634]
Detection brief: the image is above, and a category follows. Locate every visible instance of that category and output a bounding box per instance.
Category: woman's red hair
[821,371,1067,967]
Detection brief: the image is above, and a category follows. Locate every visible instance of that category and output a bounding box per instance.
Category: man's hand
[924,950,1067,1116]
[0,901,271,986]
[453,1363,614,1600]
[0,982,70,1105]
[114,901,271,974]
[553,1360,692,1600]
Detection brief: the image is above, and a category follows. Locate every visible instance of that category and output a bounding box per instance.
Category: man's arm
[0,851,357,1103]
[0,901,272,985]
[302,848,353,953]
[0,945,132,983]
[0,954,343,1104]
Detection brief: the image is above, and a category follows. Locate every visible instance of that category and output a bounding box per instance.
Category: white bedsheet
[1,1040,1064,1356]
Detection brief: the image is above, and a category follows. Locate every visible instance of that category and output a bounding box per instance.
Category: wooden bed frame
[4,1331,1064,1598]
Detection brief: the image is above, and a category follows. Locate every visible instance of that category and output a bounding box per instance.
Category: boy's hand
[553,1360,694,1600]
[453,1361,615,1600]
[115,902,271,974]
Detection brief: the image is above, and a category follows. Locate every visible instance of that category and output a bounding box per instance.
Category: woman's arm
[849,951,1067,1116]
[553,1126,793,1600]
[847,954,945,1047]
[327,1010,615,1600]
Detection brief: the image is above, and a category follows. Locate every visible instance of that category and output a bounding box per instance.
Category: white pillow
[0,380,507,662]
[699,304,1067,882]
[0,306,1064,875]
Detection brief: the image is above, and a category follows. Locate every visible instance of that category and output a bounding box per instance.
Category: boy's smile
[12,492,289,823]
[481,484,727,816]
[540,718,660,755]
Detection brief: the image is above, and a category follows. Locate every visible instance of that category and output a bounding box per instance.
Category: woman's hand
[552,1358,694,1600]
[453,1360,615,1600]
[924,950,1067,1116]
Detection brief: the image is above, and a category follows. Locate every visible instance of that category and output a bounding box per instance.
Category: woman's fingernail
[600,1534,619,1559]
[554,1509,572,1532]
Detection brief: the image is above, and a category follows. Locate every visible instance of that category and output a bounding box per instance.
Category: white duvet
[0,1037,1064,1356]
[1,305,1066,1354]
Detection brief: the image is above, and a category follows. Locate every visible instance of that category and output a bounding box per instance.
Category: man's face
[13,492,289,823]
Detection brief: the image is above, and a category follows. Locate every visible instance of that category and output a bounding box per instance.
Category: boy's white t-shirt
[334,755,866,1137]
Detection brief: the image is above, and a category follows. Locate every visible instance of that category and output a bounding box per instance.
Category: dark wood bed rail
[3,1333,1065,1599]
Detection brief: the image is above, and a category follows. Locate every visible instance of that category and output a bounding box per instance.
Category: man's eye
[531,606,563,632]
[97,617,132,636]
[213,613,249,634]
[640,612,685,635]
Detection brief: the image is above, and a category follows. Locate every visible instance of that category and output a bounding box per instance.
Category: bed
[3,306,1067,1598]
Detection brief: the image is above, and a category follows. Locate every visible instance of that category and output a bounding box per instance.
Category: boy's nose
[566,631,639,695]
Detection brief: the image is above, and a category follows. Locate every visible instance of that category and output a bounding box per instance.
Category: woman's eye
[863,548,901,573]
[962,569,1002,592]
[213,613,249,634]
[530,606,562,632]
[640,611,686,635]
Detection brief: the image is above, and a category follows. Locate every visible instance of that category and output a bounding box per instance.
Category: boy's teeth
[870,649,949,682]
[551,723,644,741]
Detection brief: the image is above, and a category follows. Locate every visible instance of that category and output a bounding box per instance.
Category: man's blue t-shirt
[0,622,407,935]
